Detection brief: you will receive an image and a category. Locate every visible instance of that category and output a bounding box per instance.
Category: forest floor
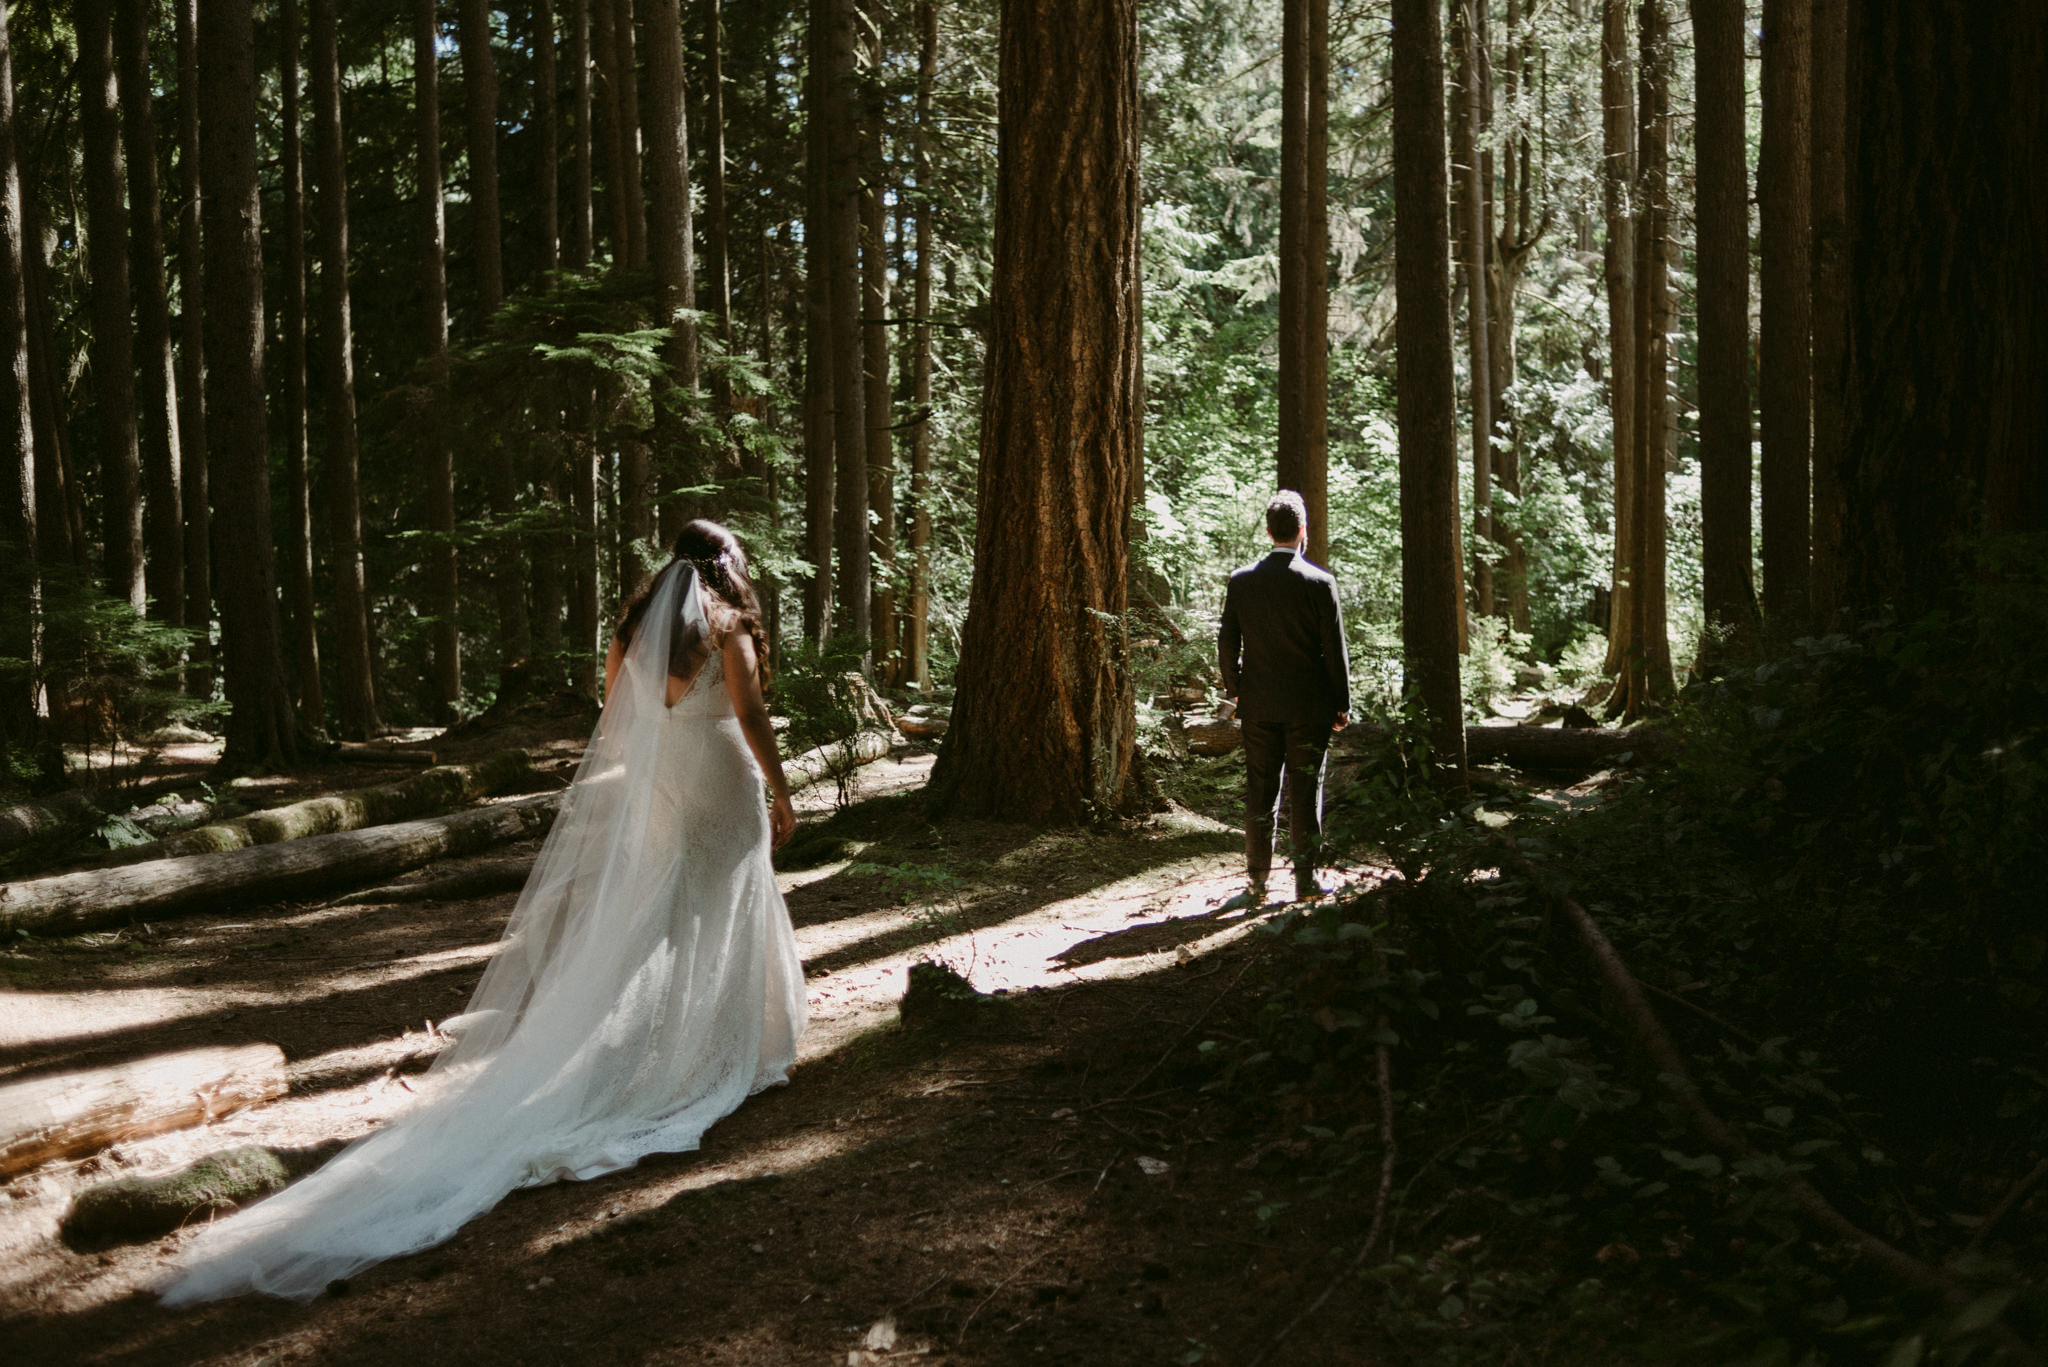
[0,716,1428,1366]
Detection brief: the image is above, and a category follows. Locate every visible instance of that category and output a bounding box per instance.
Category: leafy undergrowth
[1199,540,2048,1365]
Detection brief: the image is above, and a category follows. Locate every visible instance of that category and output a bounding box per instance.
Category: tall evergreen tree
[1806,0,1848,624]
[642,0,697,546]
[279,0,323,726]
[1759,0,1812,627]
[415,0,460,721]
[825,0,868,645]
[0,0,36,758]
[174,0,209,679]
[1276,0,1329,567]
[801,0,835,640]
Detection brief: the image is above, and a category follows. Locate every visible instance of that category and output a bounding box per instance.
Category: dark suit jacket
[1218,549,1351,725]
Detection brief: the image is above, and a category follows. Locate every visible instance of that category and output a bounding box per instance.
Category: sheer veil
[160,561,800,1304]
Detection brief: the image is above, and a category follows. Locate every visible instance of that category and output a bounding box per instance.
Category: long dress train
[159,565,807,1304]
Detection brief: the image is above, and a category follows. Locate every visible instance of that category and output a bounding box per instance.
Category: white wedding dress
[160,565,807,1304]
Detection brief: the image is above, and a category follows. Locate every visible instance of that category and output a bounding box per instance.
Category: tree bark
[1841,3,2048,611]
[1758,0,1811,628]
[0,795,558,937]
[0,1045,286,1181]
[826,0,868,646]
[310,0,380,740]
[592,0,629,263]
[801,0,835,641]
[458,0,504,314]
[78,0,146,614]
[115,0,184,631]
[1806,0,1847,625]
[567,0,593,267]
[1452,0,1493,622]
[22,184,81,571]
[416,0,460,723]
[642,0,698,546]
[906,0,935,692]
[173,0,209,685]
[536,0,560,273]
[201,0,299,768]
[0,0,35,760]
[1597,0,1636,695]
[926,0,1144,822]
[1691,0,1753,649]
[615,0,646,268]
[1390,0,1465,777]
[1624,0,1672,710]
[1276,0,1330,569]
[861,0,896,678]
[702,0,732,365]
[279,0,323,729]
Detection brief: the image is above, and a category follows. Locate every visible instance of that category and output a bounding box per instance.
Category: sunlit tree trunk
[1691,0,1754,651]
[415,0,460,722]
[1390,0,1465,777]
[1758,0,1811,628]
[1806,0,1847,626]
[928,0,1144,821]
[801,0,834,640]
[1597,0,1636,691]
[78,0,145,613]
[115,0,183,631]
[1277,0,1329,568]
[201,0,299,767]
[825,0,868,646]
[861,0,895,678]
[173,0,209,685]
[1623,0,1672,711]
[310,0,379,737]
[905,0,935,692]
[0,0,36,757]
[1451,0,1492,622]
[1490,0,1534,634]
[279,0,323,728]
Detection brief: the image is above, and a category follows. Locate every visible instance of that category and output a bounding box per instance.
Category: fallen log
[0,789,114,856]
[333,743,437,766]
[1173,716,1674,775]
[784,728,895,791]
[0,1044,287,1180]
[75,747,535,871]
[63,1140,343,1240]
[0,794,561,937]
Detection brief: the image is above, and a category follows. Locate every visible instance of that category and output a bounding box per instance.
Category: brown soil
[1,723,1394,1366]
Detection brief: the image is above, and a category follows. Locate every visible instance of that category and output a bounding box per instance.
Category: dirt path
[2,751,1391,1365]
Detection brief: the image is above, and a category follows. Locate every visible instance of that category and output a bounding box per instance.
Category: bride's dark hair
[614,520,771,689]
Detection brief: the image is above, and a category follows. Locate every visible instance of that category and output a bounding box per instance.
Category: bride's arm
[603,637,625,700]
[722,631,796,848]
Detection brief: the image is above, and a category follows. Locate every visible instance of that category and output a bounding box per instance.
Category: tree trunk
[78,0,146,614]
[0,0,35,761]
[1841,2,2048,611]
[0,795,559,938]
[201,0,299,769]
[593,0,629,263]
[801,0,835,641]
[416,0,460,723]
[0,1045,287,1181]
[536,0,560,273]
[1390,0,1466,777]
[702,0,732,373]
[1277,0,1330,569]
[115,0,183,631]
[1490,0,1532,634]
[279,0,323,729]
[861,0,896,679]
[22,184,81,570]
[1597,0,1636,690]
[1806,0,1847,625]
[310,0,380,740]
[1623,0,1672,711]
[173,0,209,686]
[458,0,504,314]
[643,0,698,547]
[926,0,1144,821]
[1452,0,1493,622]
[566,422,599,694]
[568,0,593,267]
[1758,0,1811,628]
[615,0,646,269]
[1691,0,1753,650]
[826,0,868,647]
[905,0,935,692]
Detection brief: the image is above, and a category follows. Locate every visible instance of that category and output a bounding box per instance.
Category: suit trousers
[1242,718,1333,889]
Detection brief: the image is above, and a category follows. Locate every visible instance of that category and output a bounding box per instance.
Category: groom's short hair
[1266,490,1308,542]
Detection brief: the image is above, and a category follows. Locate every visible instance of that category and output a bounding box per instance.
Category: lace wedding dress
[160,565,807,1304]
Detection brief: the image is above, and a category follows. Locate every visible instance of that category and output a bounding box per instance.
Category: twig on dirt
[1638,979,1763,1048]
[1963,1156,2048,1261]
[955,1249,1048,1344]
[1090,1147,1125,1195]
[1013,1167,1096,1195]
[1250,1022,1397,1367]
[1500,836,2042,1366]
[1111,949,1261,1102]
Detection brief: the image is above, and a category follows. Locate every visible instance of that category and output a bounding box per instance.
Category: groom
[1217,490,1351,903]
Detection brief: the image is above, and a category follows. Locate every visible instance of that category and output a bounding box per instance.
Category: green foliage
[773,635,875,808]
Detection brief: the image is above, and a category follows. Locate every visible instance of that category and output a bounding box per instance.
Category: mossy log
[0,1044,287,1179]
[0,789,113,856]
[78,747,535,870]
[62,1140,343,1240]
[0,794,561,936]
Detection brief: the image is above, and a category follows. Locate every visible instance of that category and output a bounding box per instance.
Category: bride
[160,520,808,1304]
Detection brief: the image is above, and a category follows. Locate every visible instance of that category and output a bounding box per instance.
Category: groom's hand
[1333,712,1350,732]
